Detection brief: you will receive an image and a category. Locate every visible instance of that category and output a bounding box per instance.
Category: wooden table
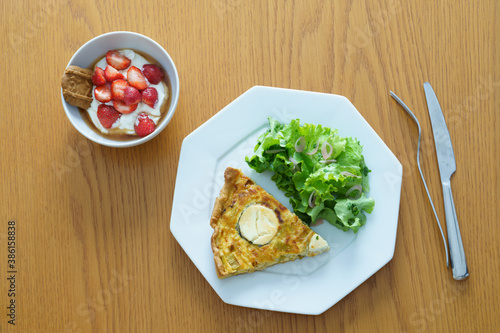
[1,0,498,332]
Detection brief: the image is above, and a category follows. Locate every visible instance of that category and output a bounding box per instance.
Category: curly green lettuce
[245,117,375,233]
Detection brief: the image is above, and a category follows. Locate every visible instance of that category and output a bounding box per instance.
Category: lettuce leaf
[334,194,375,233]
[245,117,375,232]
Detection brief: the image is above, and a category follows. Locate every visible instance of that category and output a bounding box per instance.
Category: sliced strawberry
[142,64,164,84]
[106,50,131,70]
[127,66,148,90]
[104,65,124,82]
[111,79,129,100]
[94,83,112,103]
[134,113,156,137]
[123,86,142,105]
[141,87,158,108]
[113,100,138,114]
[92,67,107,86]
[97,104,121,128]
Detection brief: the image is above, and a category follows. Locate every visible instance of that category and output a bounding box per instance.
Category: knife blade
[424,82,469,280]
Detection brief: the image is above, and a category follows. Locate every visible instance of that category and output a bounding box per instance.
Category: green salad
[245,117,375,233]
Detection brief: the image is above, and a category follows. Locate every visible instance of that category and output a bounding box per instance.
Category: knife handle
[442,181,469,280]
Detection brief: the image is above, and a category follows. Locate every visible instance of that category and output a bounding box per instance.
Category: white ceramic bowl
[61,31,179,148]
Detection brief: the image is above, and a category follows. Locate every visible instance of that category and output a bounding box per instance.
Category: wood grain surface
[1,0,499,332]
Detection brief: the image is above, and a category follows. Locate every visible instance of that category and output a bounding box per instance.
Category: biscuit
[61,65,94,109]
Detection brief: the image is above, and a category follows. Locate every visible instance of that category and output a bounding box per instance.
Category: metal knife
[423,82,469,280]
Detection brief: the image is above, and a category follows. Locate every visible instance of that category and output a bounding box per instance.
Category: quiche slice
[210,167,329,279]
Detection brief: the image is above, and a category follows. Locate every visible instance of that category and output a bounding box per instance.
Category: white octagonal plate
[170,86,403,315]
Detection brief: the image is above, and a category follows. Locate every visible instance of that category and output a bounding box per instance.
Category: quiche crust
[210,167,329,279]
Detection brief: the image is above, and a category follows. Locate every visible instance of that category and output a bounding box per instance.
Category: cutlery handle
[442,181,469,280]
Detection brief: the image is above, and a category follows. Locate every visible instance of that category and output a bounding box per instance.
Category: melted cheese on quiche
[238,205,280,245]
[308,234,329,254]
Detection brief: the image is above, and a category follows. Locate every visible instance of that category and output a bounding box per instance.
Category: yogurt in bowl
[87,49,169,137]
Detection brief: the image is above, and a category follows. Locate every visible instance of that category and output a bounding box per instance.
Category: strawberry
[134,113,156,137]
[97,104,121,128]
[123,86,142,105]
[142,64,164,84]
[113,100,138,114]
[127,66,148,90]
[92,67,106,86]
[141,87,158,108]
[106,50,131,70]
[94,83,112,103]
[111,79,129,100]
[104,65,124,82]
